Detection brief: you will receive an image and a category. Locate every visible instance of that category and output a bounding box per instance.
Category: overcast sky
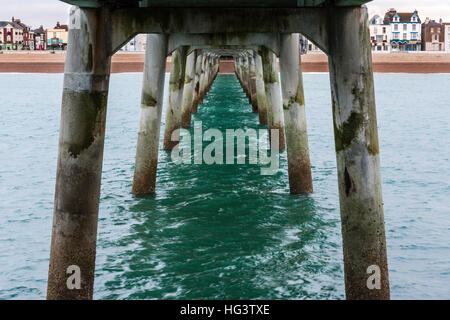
[1,0,450,29]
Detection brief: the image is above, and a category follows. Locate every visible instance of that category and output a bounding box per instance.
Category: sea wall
[1,52,450,73]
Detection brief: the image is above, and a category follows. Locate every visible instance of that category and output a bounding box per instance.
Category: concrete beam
[168,33,280,56]
[110,7,329,54]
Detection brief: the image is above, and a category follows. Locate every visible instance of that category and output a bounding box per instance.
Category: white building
[445,24,450,52]
[369,14,390,52]
[384,9,422,52]
[0,21,24,50]
[121,34,146,52]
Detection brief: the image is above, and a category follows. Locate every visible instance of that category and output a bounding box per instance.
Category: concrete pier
[180,49,197,127]
[132,34,168,195]
[47,7,111,300]
[192,52,203,113]
[279,33,313,194]
[198,54,207,105]
[163,46,187,150]
[260,47,285,150]
[254,52,268,125]
[328,7,389,299]
[248,53,258,113]
[51,0,389,301]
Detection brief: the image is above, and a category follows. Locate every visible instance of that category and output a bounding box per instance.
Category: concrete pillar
[192,52,203,113]
[47,7,112,300]
[328,6,389,299]
[279,33,313,194]
[132,34,168,195]
[205,55,213,93]
[241,54,249,95]
[254,51,268,125]
[235,56,242,86]
[248,53,258,112]
[260,47,285,150]
[163,46,187,150]
[198,54,207,104]
[180,49,197,127]
[236,56,245,90]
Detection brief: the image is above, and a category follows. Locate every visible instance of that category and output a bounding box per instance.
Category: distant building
[422,19,445,51]
[369,14,390,52]
[446,24,450,52]
[305,41,322,53]
[121,34,146,51]
[384,8,422,52]
[46,22,68,50]
[299,34,308,54]
[0,18,25,50]
[12,18,34,49]
[33,26,46,50]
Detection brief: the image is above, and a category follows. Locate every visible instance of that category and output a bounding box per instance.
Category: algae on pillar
[328,6,390,300]
[163,46,188,150]
[181,48,197,127]
[260,47,286,150]
[47,7,112,300]
[279,33,313,194]
[132,34,168,195]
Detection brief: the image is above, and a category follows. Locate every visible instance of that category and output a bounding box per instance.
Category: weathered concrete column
[254,51,268,125]
[260,47,285,150]
[328,6,389,299]
[248,53,258,112]
[132,34,168,195]
[205,55,213,93]
[192,52,203,113]
[180,49,197,127]
[235,56,243,86]
[249,51,258,112]
[163,46,187,150]
[47,7,112,300]
[198,54,207,104]
[279,33,313,194]
[237,56,245,91]
[241,54,249,95]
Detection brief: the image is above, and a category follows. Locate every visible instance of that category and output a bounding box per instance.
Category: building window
[403,24,407,31]
[383,27,386,33]
[403,33,407,40]
[412,24,416,31]
[394,24,399,31]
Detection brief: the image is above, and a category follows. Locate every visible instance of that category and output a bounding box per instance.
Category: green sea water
[0,73,449,299]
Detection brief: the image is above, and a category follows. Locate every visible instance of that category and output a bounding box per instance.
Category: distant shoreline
[1,52,450,74]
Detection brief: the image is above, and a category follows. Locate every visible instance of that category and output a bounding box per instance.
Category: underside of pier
[47,0,390,301]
